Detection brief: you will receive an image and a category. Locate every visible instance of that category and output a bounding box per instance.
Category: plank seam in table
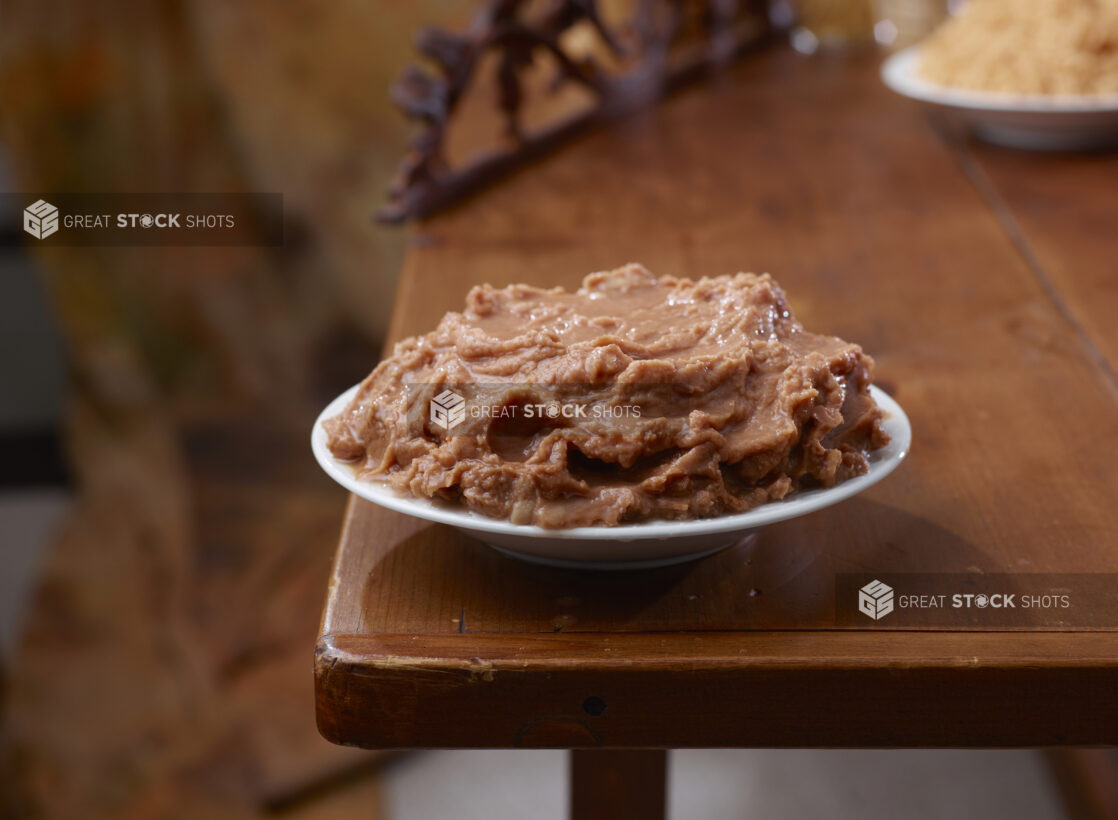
[942,126,1118,394]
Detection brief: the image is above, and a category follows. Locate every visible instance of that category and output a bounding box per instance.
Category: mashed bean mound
[325,264,890,528]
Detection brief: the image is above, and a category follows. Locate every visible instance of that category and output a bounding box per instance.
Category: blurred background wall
[0,2,474,817]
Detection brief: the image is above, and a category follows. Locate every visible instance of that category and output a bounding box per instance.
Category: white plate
[312,383,911,570]
[881,47,1118,151]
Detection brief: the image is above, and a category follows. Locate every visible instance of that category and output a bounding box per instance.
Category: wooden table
[315,47,1118,817]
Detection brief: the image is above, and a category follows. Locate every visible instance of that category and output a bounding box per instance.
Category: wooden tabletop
[315,47,1118,750]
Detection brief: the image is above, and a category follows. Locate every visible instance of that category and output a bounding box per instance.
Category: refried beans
[325,263,890,528]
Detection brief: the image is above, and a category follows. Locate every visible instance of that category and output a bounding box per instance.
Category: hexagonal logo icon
[24,199,59,240]
[859,579,894,620]
[430,389,466,431]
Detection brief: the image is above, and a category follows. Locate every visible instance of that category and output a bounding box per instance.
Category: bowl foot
[484,532,759,571]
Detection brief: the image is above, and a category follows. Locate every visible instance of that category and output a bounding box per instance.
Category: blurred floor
[0,489,68,660]
[383,748,1065,819]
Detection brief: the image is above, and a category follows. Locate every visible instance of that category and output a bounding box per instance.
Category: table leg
[1045,749,1118,820]
[569,749,668,820]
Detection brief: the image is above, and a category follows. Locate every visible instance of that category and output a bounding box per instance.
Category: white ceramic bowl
[312,384,911,570]
[881,47,1118,151]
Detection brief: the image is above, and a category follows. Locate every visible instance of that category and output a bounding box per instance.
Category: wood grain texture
[963,142,1118,388]
[317,48,1118,750]
[317,631,1118,748]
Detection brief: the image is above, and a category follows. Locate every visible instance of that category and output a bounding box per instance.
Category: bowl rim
[880,46,1118,113]
[311,382,911,542]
